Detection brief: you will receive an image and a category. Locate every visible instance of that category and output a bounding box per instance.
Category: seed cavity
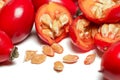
[40,13,69,39]
[100,23,120,39]
[91,0,117,18]
[76,19,91,39]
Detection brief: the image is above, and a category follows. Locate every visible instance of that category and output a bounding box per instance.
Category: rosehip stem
[10,46,19,61]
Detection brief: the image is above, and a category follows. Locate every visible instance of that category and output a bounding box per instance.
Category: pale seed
[59,13,69,26]
[52,20,62,35]
[76,19,89,32]
[63,54,79,64]
[0,0,5,9]
[24,50,37,62]
[40,14,52,28]
[54,61,64,72]
[42,29,54,39]
[84,53,96,65]
[55,29,64,37]
[42,45,54,57]
[101,24,109,37]
[51,43,63,54]
[31,54,46,64]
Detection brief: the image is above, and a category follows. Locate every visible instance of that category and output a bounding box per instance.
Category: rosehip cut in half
[78,0,120,23]
[69,15,96,52]
[35,2,73,45]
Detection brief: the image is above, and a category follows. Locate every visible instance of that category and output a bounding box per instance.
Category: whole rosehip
[0,30,19,63]
[0,0,35,44]
[100,41,120,80]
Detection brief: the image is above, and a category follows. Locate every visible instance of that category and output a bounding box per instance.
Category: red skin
[0,30,16,63]
[94,34,112,52]
[35,2,73,45]
[32,0,78,15]
[69,15,95,52]
[0,0,35,44]
[78,0,120,24]
[101,41,120,80]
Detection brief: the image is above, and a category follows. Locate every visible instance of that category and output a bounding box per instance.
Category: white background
[0,26,104,80]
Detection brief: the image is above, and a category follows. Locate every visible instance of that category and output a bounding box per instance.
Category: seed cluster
[40,13,69,39]
[91,0,116,18]
[24,43,96,72]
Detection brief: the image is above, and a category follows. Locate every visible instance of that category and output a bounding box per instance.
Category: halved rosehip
[35,2,73,45]
[78,0,120,23]
[69,15,95,52]
[94,23,120,52]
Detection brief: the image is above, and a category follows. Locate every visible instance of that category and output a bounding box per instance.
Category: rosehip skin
[0,0,35,44]
[101,41,120,80]
[32,0,78,15]
[0,30,18,63]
